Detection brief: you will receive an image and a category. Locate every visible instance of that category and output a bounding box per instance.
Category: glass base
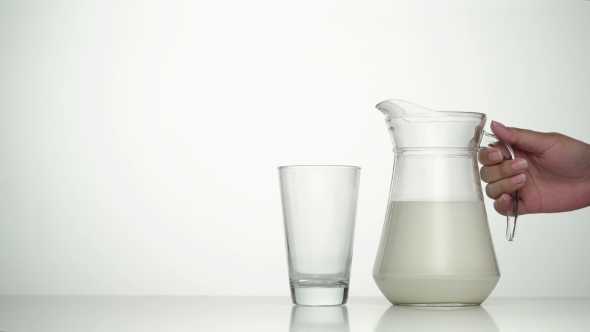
[291,287,348,306]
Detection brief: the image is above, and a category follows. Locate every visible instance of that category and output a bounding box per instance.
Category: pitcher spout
[375,99,486,150]
[376,99,437,119]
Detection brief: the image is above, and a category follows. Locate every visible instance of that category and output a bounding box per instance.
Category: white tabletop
[1,296,589,332]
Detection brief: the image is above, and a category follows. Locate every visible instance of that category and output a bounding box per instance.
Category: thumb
[490,121,548,155]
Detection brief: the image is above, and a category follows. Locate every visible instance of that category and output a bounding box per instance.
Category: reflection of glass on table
[290,305,350,332]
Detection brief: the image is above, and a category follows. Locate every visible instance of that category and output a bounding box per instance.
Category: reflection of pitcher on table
[374,305,498,332]
[372,100,519,306]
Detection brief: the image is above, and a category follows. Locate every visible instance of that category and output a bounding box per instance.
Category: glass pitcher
[373,100,519,306]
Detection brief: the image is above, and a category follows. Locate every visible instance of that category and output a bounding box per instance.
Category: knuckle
[485,183,495,198]
[478,148,497,165]
[478,151,488,164]
[494,205,507,216]
[499,162,514,177]
[481,165,504,183]
[477,150,484,161]
[480,167,490,182]
[498,178,513,193]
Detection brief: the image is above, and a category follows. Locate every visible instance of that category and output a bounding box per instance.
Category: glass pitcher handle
[480,131,519,241]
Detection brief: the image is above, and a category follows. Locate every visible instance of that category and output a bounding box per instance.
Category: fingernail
[492,121,507,130]
[489,151,503,162]
[498,194,507,204]
[511,173,526,184]
[512,159,528,171]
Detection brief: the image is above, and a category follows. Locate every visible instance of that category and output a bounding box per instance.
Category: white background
[1,0,590,297]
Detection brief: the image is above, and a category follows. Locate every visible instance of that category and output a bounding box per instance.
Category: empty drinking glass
[279,166,360,306]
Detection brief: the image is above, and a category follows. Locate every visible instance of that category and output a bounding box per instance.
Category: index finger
[478,148,505,166]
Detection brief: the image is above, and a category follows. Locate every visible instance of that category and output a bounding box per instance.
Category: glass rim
[278,165,361,170]
[390,112,486,118]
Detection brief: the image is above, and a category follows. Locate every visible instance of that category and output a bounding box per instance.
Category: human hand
[479,121,590,215]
